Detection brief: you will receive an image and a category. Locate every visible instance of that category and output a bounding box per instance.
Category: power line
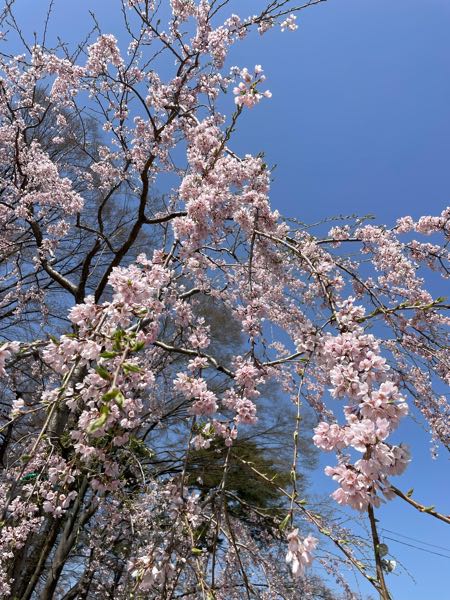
[381,528,450,553]
[382,536,450,560]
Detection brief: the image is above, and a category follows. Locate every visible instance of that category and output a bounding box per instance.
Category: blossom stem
[368,504,392,600]
[390,485,450,525]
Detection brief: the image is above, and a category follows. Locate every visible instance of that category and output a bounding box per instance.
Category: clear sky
[7,1,450,598]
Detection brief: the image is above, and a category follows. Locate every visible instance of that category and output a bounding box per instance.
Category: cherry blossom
[233,66,272,108]
[281,14,299,32]
[286,530,318,577]
[0,1,448,598]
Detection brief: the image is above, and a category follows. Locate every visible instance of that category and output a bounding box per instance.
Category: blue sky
[7,1,450,598]
[231,0,450,224]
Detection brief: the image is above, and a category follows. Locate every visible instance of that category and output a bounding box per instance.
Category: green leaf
[279,514,291,532]
[114,390,125,408]
[100,351,119,359]
[131,341,146,352]
[95,366,111,380]
[102,388,120,402]
[113,329,125,351]
[406,488,414,497]
[88,404,110,433]
[20,472,38,483]
[191,547,203,555]
[122,362,142,374]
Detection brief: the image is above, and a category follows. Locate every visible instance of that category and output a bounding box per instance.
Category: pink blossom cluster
[396,207,450,235]
[108,253,171,309]
[285,529,318,578]
[222,389,257,425]
[233,66,272,108]
[314,305,411,509]
[324,443,410,510]
[0,342,19,377]
[191,419,240,449]
[126,482,201,592]
[86,34,124,76]
[174,119,284,258]
[20,142,83,214]
[46,54,85,100]
[189,1,245,69]
[174,373,218,416]
[130,550,175,592]
[170,0,196,21]
[0,451,80,593]
[220,358,266,425]
[280,14,298,32]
